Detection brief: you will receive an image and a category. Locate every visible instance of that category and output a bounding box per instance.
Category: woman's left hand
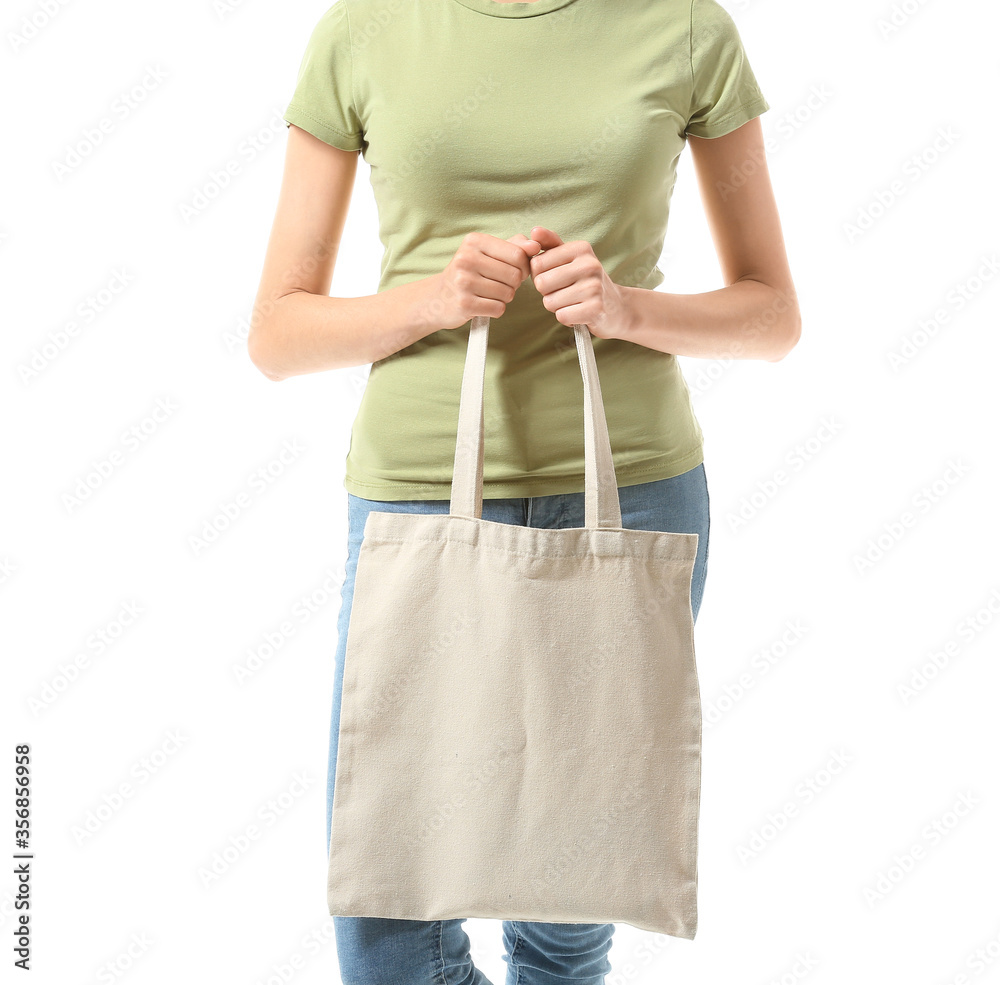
[524,226,632,340]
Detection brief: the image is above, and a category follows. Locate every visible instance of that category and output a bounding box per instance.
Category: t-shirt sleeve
[283,1,364,151]
[684,0,770,139]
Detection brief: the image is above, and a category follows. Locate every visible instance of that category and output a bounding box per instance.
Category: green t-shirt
[283,0,769,501]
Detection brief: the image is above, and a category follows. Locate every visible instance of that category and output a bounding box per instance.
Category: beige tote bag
[328,316,702,938]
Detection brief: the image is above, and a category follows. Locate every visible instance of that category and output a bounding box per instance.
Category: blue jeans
[326,463,711,985]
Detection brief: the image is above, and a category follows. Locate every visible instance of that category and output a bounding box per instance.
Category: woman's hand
[423,232,542,331]
[527,226,631,340]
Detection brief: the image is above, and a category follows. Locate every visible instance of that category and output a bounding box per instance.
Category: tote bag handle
[449,316,623,529]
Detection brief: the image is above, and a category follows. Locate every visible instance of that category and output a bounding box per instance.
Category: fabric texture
[325,468,710,982]
[283,0,769,501]
[326,317,704,938]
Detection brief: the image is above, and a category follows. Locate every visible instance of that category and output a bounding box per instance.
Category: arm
[247,125,443,382]
[617,117,801,363]
[248,126,538,382]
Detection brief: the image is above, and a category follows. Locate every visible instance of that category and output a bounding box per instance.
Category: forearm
[248,275,443,381]
[617,279,800,362]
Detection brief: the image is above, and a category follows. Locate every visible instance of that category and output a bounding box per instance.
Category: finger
[540,285,589,315]
[530,242,574,276]
[507,233,542,257]
[471,271,521,303]
[479,233,537,285]
[532,259,577,296]
[530,226,563,249]
[506,234,542,280]
[481,235,534,281]
[474,253,527,295]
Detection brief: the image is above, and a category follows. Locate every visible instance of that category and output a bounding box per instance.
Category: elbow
[737,278,801,362]
[247,327,288,382]
[767,306,802,363]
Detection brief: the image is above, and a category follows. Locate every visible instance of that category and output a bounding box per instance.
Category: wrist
[614,284,641,342]
[405,273,449,339]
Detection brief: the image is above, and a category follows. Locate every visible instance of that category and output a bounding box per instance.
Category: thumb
[507,232,542,256]
[530,226,563,249]
[507,233,541,282]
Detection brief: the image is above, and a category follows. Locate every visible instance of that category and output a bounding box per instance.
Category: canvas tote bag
[328,315,703,939]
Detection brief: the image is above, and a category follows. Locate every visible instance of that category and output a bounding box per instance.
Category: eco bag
[328,315,703,939]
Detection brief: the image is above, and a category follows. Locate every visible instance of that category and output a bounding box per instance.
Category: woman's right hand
[420,232,541,332]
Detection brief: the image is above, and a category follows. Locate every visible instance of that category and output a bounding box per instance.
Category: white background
[3,0,999,983]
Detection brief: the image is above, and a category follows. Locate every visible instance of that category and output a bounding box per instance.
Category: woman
[250,0,799,981]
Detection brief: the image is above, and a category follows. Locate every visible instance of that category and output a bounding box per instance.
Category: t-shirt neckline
[450,0,581,17]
